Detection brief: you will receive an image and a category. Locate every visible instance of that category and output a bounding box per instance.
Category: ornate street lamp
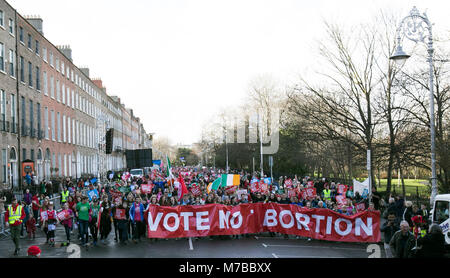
[390,6,438,207]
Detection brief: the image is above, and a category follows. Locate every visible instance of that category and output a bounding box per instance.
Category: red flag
[177,174,189,202]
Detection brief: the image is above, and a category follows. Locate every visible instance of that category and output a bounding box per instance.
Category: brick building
[0,0,152,189]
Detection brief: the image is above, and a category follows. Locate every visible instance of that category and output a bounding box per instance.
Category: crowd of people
[1,166,447,258]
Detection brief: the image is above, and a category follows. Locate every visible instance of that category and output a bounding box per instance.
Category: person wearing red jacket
[4,197,26,255]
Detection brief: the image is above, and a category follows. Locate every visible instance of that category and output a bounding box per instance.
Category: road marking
[189,237,194,250]
[262,243,364,251]
[272,253,278,258]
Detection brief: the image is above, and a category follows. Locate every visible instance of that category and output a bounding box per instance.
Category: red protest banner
[190,184,202,196]
[114,208,126,220]
[250,182,260,193]
[259,181,269,193]
[146,203,380,242]
[288,189,297,198]
[284,179,293,189]
[305,187,316,198]
[307,181,314,187]
[141,184,153,194]
[57,210,68,221]
[337,184,348,194]
[336,195,347,206]
[110,190,123,201]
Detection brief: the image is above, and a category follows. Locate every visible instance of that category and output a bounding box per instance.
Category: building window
[28,34,32,49]
[21,96,25,134]
[67,116,71,144]
[61,62,64,75]
[50,76,54,98]
[56,57,59,72]
[56,79,60,101]
[19,26,23,43]
[0,10,4,28]
[28,61,32,87]
[19,56,24,82]
[43,71,48,95]
[57,112,60,142]
[22,149,26,161]
[44,107,48,139]
[29,99,33,136]
[62,83,65,104]
[9,49,15,77]
[36,66,40,91]
[37,103,41,138]
[30,149,34,162]
[0,90,5,128]
[62,114,66,142]
[51,110,55,141]
[2,149,6,183]
[43,47,47,62]
[11,94,15,131]
[49,51,53,67]
[0,42,4,72]
[35,40,39,55]
[8,18,14,35]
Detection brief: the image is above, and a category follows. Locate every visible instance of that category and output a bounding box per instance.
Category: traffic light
[105,128,114,154]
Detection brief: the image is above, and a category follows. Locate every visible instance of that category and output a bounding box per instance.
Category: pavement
[0,224,385,258]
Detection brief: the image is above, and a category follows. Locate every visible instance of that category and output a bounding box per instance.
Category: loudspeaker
[105,128,114,154]
[125,149,136,169]
[136,149,153,168]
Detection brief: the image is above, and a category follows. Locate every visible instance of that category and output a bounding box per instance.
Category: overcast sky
[8,0,450,145]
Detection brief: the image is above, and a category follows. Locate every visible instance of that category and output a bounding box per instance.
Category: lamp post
[390,6,437,207]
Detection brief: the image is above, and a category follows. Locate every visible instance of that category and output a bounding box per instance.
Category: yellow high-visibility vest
[323,189,331,201]
[8,205,23,224]
[61,191,69,202]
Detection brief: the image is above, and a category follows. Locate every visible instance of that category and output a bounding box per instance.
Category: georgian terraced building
[0,0,151,188]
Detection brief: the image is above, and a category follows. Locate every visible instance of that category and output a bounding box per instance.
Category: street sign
[367,150,371,170]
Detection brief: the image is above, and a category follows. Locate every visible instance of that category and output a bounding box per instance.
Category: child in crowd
[26,213,37,240]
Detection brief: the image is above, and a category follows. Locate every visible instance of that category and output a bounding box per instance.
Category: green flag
[166,156,173,178]
[207,178,222,193]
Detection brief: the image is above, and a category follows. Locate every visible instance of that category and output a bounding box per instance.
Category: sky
[7,0,450,145]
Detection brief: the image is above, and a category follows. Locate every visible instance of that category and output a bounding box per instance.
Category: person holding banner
[44,202,58,247]
[59,203,74,245]
[130,197,145,243]
[113,200,129,244]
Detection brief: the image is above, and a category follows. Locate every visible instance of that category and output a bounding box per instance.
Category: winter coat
[380,221,399,243]
[416,233,446,258]
[389,230,416,258]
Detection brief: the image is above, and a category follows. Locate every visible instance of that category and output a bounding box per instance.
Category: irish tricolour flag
[220,174,240,187]
[206,174,240,194]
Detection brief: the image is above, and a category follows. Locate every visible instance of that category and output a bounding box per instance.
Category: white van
[130,168,144,179]
[431,194,450,246]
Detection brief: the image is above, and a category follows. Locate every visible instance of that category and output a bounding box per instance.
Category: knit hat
[27,245,41,257]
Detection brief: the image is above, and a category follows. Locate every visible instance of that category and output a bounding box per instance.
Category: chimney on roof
[80,67,90,78]
[24,15,43,35]
[92,78,103,89]
[56,45,72,62]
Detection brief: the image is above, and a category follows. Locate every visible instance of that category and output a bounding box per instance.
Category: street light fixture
[390,6,438,207]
